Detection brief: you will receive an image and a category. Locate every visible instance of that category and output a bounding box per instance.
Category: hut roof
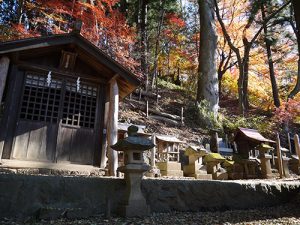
[0,33,140,98]
[234,128,275,143]
[204,153,225,163]
[156,135,184,143]
[184,145,207,156]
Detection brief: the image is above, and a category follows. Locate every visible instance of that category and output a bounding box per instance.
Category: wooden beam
[295,134,300,165]
[17,62,108,84]
[108,74,119,83]
[107,79,119,176]
[0,56,10,104]
[276,133,284,178]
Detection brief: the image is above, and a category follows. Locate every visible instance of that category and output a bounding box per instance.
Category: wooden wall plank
[70,128,95,165]
[56,126,72,162]
[2,65,24,159]
[11,122,29,159]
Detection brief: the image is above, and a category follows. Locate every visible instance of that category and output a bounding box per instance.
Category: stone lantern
[257,143,274,178]
[111,125,154,217]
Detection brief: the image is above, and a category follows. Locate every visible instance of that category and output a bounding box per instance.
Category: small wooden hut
[234,128,275,158]
[234,128,275,179]
[155,135,184,176]
[0,33,140,170]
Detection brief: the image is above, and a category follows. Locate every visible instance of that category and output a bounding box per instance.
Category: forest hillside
[0,0,299,143]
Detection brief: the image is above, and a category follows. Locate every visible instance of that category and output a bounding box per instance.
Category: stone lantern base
[118,164,150,217]
[119,199,150,217]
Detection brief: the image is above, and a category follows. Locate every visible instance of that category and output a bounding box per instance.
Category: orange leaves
[6,0,140,77]
[165,13,185,28]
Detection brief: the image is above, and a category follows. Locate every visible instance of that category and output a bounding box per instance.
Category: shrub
[274,99,300,125]
[185,100,222,130]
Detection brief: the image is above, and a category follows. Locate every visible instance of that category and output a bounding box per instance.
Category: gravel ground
[1,202,300,225]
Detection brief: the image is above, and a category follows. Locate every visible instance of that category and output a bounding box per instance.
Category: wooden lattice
[20,74,62,123]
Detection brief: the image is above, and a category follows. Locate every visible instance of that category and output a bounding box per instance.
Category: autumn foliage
[2,0,140,76]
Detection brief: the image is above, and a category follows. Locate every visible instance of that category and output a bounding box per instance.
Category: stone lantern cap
[111,125,155,152]
[257,143,274,152]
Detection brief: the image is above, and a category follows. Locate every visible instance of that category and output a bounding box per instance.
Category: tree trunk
[237,63,245,115]
[107,79,119,176]
[242,52,250,111]
[289,0,300,99]
[138,0,148,90]
[151,0,165,89]
[261,3,280,107]
[197,0,219,117]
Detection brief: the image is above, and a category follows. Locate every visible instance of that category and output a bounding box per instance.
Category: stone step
[160,170,183,177]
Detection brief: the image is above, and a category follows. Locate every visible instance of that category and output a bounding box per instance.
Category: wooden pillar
[295,134,300,164]
[288,133,292,154]
[151,134,156,167]
[181,107,184,124]
[107,78,119,176]
[0,56,10,104]
[100,101,110,168]
[276,133,284,178]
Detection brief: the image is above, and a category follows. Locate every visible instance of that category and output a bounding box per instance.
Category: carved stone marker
[111,125,154,217]
[183,145,212,179]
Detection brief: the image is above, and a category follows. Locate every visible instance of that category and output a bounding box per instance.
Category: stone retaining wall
[0,174,299,219]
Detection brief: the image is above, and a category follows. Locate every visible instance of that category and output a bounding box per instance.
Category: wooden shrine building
[0,33,140,169]
[234,128,275,158]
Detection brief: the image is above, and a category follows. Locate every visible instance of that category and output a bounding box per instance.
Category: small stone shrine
[204,153,228,180]
[155,135,184,177]
[183,145,212,179]
[111,125,154,217]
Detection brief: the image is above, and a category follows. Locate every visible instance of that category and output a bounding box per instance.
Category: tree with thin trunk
[138,0,149,90]
[288,0,300,99]
[261,1,281,107]
[197,0,219,118]
[215,0,291,115]
[151,0,166,90]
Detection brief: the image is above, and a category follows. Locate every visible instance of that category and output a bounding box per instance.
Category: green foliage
[185,100,222,130]
[221,114,275,137]
[157,77,184,91]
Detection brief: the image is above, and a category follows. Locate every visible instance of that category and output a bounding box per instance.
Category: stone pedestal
[118,164,150,217]
[206,161,228,180]
[282,157,290,178]
[257,144,274,179]
[156,162,183,177]
[184,164,212,180]
[259,155,273,178]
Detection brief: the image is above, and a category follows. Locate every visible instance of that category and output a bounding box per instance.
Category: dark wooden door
[56,80,98,165]
[12,73,100,165]
[12,73,62,161]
